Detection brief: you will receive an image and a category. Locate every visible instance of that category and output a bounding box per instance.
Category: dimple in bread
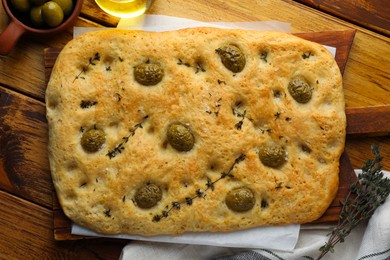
[46,28,346,236]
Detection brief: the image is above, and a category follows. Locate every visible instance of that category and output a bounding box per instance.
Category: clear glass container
[95,0,155,18]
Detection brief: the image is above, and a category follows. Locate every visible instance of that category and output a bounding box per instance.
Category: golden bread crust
[46,28,345,235]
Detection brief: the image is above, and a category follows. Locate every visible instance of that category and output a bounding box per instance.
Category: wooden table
[0,0,389,258]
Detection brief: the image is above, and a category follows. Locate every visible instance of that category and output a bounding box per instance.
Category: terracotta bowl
[0,0,83,55]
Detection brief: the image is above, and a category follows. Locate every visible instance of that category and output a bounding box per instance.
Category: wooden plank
[0,85,52,208]
[312,151,356,223]
[346,137,390,170]
[0,0,389,253]
[0,190,70,258]
[346,106,390,137]
[52,191,87,240]
[0,189,126,258]
[294,0,390,36]
[0,30,385,241]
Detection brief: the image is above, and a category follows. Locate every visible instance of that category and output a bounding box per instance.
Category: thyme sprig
[217,79,226,85]
[259,127,272,134]
[153,154,246,222]
[103,209,111,218]
[274,111,281,120]
[195,62,206,74]
[80,100,97,109]
[234,110,246,130]
[232,103,247,130]
[73,52,101,82]
[317,145,390,259]
[106,116,149,159]
[177,59,206,74]
[302,51,313,59]
[177,58,191,67]
[260,51,268,62]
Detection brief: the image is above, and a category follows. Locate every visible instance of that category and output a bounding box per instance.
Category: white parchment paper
[72,223,300,251]
[71,15,335,251]
[116,14,291,32]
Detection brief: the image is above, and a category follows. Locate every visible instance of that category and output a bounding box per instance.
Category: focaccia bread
[46,28,346,236]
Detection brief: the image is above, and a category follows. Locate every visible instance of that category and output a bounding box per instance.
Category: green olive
[134,183,162,209]
[288,76,313,103]
[52,0,73,17]
[10,0,31,12]
[41,1,64,27]
[134,62,164,86]
[259,143,287,168]
[29,0,46,6]
[80,128,106,153]
[225,187,255,212]
[216,45,246,73]
[30,6,45,28]
[167,122,195,152]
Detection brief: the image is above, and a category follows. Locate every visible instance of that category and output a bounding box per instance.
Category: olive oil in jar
[94,0,154,18]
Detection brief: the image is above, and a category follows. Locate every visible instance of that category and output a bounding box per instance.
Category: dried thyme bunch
[317,145,390,259]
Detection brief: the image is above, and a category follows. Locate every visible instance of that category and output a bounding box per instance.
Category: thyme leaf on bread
[153,154,246,222]
[260,51,268,62]
[177,58,191,67]
[274,111,281,120]
[177,59,206,73]
[317,145,390,259]
[302,51,313,59]
[103,209,111,218]
[89,52,101,65]
[217,79,226,85]
[195,62,206,73]
[259,127,273,134]
[234,110,246,130]
[80,100,97,109]
[232,102,247,130]
[205,97,222,117]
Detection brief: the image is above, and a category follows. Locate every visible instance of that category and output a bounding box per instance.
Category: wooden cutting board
[45,29,364,240]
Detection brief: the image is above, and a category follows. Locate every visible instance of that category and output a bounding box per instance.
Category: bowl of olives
[0,0,82,55]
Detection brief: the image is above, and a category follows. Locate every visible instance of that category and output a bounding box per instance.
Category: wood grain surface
[296,0,390,36]
[346,106,390,137]
[0,86,51,208]
[0,190,127,258]
[1,0,390,258]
